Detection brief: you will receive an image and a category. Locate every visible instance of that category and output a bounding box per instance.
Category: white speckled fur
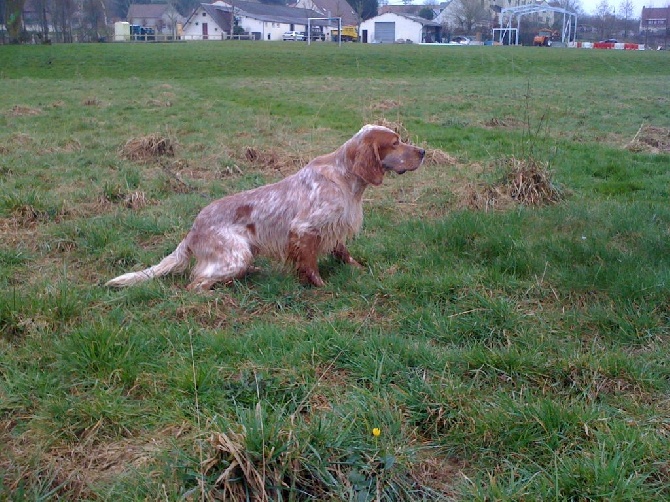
[105,125,425,290]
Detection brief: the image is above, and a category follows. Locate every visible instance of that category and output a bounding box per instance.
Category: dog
[106,124,425,290]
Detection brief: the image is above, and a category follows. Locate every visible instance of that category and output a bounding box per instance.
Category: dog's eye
[393,139,400,146]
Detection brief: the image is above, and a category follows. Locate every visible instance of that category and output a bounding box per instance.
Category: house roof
[302,0,359,25]
[379,5,424,15]
[392,13,441,27]
[191,1,327,27]
[127,4,171,20]
[201,3,233,30]
[641,6,669,21]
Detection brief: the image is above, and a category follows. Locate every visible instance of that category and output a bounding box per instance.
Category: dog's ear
[350,132,385,186]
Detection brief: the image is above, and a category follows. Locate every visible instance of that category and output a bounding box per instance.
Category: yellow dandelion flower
[372,427,381,437]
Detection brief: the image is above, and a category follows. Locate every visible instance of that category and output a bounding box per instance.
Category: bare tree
[618,0,633,38]
[595,0,614,40]
[52,0,76,42]
[30,0,50,41]
[81,0,107,41]
[164,0,182,39]
[450,0,490,34]
[6,0,26,43]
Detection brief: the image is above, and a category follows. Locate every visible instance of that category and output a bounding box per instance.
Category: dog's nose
[418,148,426,158]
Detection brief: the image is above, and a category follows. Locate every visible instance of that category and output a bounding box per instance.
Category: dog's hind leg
[186,233,254,291]
[288,231,325,287]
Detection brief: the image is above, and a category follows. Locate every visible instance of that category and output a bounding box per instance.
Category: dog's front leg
[288,232,325,287]
[332,243,363,269]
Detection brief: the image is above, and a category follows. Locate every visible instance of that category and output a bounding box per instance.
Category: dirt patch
[410,452,464,499]
[120,133,177,163]
[0,424,187,499]
[483,116,523,128]
[82,98,101,106]
[626,125,670,153]
[369,99,402,112]
[7,105,42,117]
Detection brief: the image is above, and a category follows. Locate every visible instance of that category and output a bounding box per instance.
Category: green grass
[1,42,669,500]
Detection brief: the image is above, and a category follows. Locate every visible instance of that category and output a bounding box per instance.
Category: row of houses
[176,1,441,43]
[11,1,667,46]
[129,1,668,45]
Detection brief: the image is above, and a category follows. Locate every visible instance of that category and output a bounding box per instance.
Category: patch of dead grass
[120,133,177,163]
[626,125,670,153]
[458,156,563,211]
[243,146,306,174]
[7,105,42,117]
[483,116,522,128]
[0,424,188,499]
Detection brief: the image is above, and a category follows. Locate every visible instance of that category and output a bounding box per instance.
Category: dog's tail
[105,240,190,288]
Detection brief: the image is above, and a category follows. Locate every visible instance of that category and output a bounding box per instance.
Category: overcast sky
[579,0,655,16]
[387,0,662,17]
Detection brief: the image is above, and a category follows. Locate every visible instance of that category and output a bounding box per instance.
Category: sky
[387,0,666,16]
[579,0,659,16]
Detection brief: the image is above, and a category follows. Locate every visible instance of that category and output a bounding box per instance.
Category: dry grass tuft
[120,133,177,163]
[8,105,42,117]
[373,118,410,142]
[82,98,100,106]
[484,116,522,128]
[205,430,270,501]
[369,99,402,112]
[500,156,563,206]
[243,146,305,173]
[123,191,150,210]
[626,125,670,153]
[457,156,563,211]
[424,148,458,167]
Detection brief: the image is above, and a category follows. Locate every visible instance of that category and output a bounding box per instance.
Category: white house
[182,1,327,41]
[127,3,185,36]
[360,13,442,44]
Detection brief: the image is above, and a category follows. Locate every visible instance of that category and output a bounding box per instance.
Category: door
[362,29,368,43]
[374,22,395,43]
[202,22,208,40]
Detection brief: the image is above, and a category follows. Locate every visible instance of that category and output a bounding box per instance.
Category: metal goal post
[307,17,342,46]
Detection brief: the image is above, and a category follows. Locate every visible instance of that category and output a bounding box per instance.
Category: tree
[595,0,614,40]
[418,7,434,20]
[618,0,633,38]
[52,0,76,42]
[346,0,378,22]
[6,0,26,43]
[80,0,108,41]
[175,0,203,16]
[450,0,489,34]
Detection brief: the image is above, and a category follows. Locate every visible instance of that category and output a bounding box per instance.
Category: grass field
[1,42,669,500]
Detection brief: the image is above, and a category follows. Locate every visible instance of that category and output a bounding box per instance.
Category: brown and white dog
[106,124,425,290]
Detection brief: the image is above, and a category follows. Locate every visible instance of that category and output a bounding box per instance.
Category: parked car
[451,36,471,45]
[283,31,306,41]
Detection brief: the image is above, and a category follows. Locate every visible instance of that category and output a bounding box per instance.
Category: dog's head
[348,125,425,186]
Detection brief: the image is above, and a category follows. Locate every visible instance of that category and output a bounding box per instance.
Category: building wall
[360,13,424,43]
[182,6,305,41]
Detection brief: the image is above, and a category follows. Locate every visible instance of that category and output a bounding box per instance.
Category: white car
[283,31,306,41]
[451,36,471,45]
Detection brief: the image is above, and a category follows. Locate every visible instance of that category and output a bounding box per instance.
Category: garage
[374,22,395,43]
[361,13,442,44]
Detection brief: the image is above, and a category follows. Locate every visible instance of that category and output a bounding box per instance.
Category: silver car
[283,31,306,41]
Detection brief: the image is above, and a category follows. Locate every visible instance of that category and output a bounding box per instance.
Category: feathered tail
[105,240,190,287]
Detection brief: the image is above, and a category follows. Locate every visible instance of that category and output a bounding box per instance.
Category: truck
[331,26,358,42]
[533,28,555,46]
